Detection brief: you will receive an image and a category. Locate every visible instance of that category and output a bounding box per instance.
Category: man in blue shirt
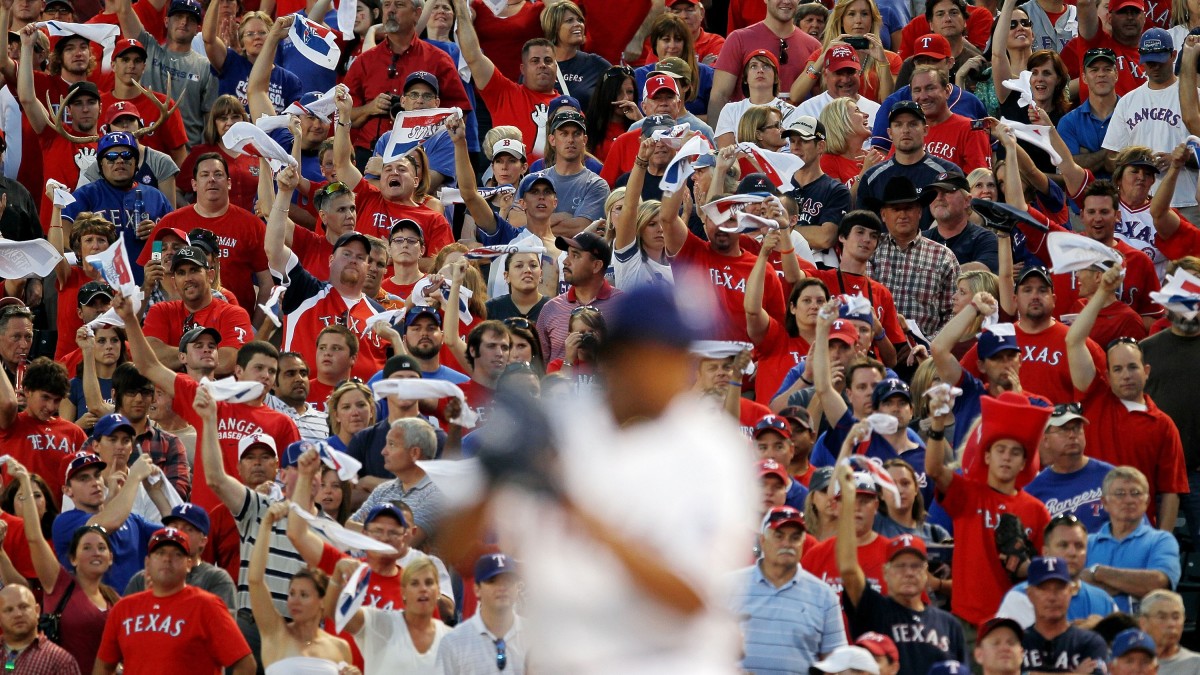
[1026,404,1115,532]
[371,71,457,190]
[1056,48,1119,180]
[857,102,962,220]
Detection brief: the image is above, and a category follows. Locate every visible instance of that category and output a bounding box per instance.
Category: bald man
[0,585,80,672]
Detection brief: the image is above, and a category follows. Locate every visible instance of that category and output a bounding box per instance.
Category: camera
[579,333,600,350]
[389,94,405,119]
[967,66,991,83]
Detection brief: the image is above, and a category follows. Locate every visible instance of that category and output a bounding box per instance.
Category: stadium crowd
[0,0,1197,671]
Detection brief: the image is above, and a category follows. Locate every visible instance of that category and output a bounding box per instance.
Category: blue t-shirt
[373,130,456,184]
[527,155,604,174]
[1025,459,1115,533]
[845,584,966,675]
[785,478,808,511]
[67,376,113,422]
[61,182,174,283]
[52,509,161,594]
[813,409,934,509]
[871,85,987,151]
[634,61,716,118]
[214,47,303,113]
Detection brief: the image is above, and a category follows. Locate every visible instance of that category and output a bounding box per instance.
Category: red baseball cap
[1108,0,1145,11]
[856,632,900,663]
[752,414,792,440]
[643,73,680,99]
[886,533,928,561]
[912,33,952,60]
[826,44,861,72]
[761,505,806,532]
[743,48,781,71]
[101,100,144,129]
[758,458,791,484]
[113,37,146,59]
[828,319,859,346]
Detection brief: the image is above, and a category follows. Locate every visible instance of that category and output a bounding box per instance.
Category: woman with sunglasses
[736,105,788,153]
[715,50,793,148]
[501,317,546,375]
[585,66,642,161]
[181,96,257,211]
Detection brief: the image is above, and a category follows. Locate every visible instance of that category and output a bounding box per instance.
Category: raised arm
[812,298,849,423]
[991,0,1018,103]
[266,166,299,272]
[248,17,292,124]
[834,441,869,606]
[932,293,994,386]
[325,557,368,634]
[744,231,782,345]
[615,140,652,251]
[443,260,470,369]
[0,341,17,430]
[1030,107,1087,196]
[1065,263,1120,393]
[45,184,71,288]
[16,26,48,134]
[88,454,155,531]
[451,0,495,91]
[1182,36,1200,135]
[0,2,15,88]
[194,385,252,512]
[923,386,956,491]
[1149,144,1186,239]
[1077,0,1098,41]
[446,114,497,233]
[333,84,364,191]
[12,462,61,591]
[114,0,147,40]
[249,501,289,635]
[202,0,229,73]
[284,450,329,567]
[113,291,183,391]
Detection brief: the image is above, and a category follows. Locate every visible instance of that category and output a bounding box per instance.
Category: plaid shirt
[7,634,82,674]
[81,422,191,500]
[869,234,960,339]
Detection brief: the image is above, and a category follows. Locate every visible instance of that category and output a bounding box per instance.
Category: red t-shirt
[713,23,821,98]
[899,6,993,55]
[142,299,254,351]
[293,227,334,282]
[1079,376,1188,525]
[1050,241,1162,321]
[0,511,36,579]
[695,31,726,64]
[577,0,651,64]
[99,90,188,154]
[674,233,787,343]
[959,321,1107,405]
[97,586,251,674]
[380,275,424,302]
[88,4,166,43]
[738,397,773,436]
[819,154,863,188]
[939,473,1049,624]
[139,205,269,314]
[469,0,545,81]
[352,181,454,255]
[38,127,96,231]
[478,72,559,161]
[308,379,336,411]
[1069,298,1149,349]
[1155,217,1200,260]
[810,268,906,342]
[753,318,812,404]
[55,266,92,360]
[171,374,299,511]
[0,412,87,508]
[922,114,991,173]
[1060,30,1147,97]
[801,533,893,601]
[599,129,642,187]
[178,145,260,214]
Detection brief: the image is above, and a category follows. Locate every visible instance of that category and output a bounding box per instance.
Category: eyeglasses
[390,236,421,247]
[388,52,400,79]
[760,122,782,131]
[103,150,134,162]
[495,638,508,671]
[778,38,789,65]
[1009,18,1032,28]
[603,65,635,80]
[503,317,533,330]
[404,91,437,102]
[242,30,268,39]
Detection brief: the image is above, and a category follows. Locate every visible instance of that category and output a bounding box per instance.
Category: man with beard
[541,110,608,232]
[281,181,360,283]
[401,306,467,383]
[142,246,254,376]
[0,585,79,672]
[1141,257,1200,543]
[1067,262,1188,529]
[268,165,401,383]
[267,351,329,442]
[536,232,622,362]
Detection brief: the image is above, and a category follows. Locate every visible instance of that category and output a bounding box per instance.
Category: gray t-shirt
[1161,647,1200,675]
[139,30,219,147]
[80,145,180,186]
[544,166,609,222]
[123,561,236,609]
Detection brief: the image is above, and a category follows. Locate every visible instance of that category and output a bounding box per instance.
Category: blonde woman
[818,97,878,187]
[736,105,788,152]
[949,269,999,358]
[325,380,376,452]
[204,10,302,112]
[613,138,688,289]
[791,0,900,104]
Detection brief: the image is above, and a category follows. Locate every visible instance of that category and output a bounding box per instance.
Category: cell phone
[970,119,990,131]
[151,240,162,262]
[843,36,870,50]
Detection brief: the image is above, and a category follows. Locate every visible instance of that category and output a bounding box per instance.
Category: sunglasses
[320,181,350,197]
[1106,335,1141,352]
[335,376,365,388]
[103,149,134,162]
[763,507,805,527]
[1009,18,1032,28]
[779,38,789,64]
[604,65,635,80]
[495,638,508,671]
[503,317,533,330]
[570,304,598,316]
[1052,402,1082,417]
[1085,47,1116,59]
[388,52,400,79]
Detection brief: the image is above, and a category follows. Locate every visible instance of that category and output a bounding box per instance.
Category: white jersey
[1102,81,1200,208]
[789,93,881,136]
[1117,199,1168,279]
[715,97,796,140]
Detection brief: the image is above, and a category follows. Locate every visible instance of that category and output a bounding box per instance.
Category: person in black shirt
[1022,557,1108,674]
[483,252,549,323]
[783,116,850,269]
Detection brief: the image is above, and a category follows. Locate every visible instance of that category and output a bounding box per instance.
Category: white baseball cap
[491,138,526,161]
[810,646,881,675]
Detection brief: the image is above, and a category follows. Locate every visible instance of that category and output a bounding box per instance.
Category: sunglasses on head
[503,317,533,330]
[778,38,789,64]
[604,65,634,80]
[1052,402,1082,417]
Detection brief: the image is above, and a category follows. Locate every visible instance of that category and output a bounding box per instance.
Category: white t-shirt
[1102,81,1200,208]
[613,241,673,290]
[789,93,881,136]
[715,97,796,140]
[1117,199,1168,279]
[355,609,450,675]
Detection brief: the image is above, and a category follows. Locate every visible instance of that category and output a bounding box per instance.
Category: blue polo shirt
[1056,98,1116,179]
[1087,519,1181,613]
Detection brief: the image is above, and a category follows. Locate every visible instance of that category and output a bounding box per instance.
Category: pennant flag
[39,21,119,72]
[649,123,694,150]
[846,455,902,510]
[289,502,399,553]
[699,193,771,225]
[439,185,516,205]
[660,133,712,194]
[1150,268,1200,319]
[717,210,779,233]
[465,242,547,260]
[335,561,371,632]
[199,376,263,403]
[285,86,337,121]
[381,107,461,163]
[222,121,297,170]
[1001,70,1036,109]
[1046,231,1123,274]
[85,234,135,288]
[0,238,62,279]
[735,142,804,191]
[371,378,478,428]
[289,15,341,70]
[1000,118,1062,166]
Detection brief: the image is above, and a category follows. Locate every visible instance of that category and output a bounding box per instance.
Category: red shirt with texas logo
[142,299,254,352]
[674,232,787,343]
[0,412,86,508]
[921,114,992,174]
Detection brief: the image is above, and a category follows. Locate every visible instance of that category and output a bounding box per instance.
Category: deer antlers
[43,73,186,145]
[45,90,99,144]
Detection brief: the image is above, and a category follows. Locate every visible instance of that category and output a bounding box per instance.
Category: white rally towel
[316,440,362,482]
[255,86,339,132]
[840,292,873,319]
[1150,268,1200,319]
[416,458,486,510]
[334,561,371,632]
[46,179,74,208]
[439,185,516,205]
[660,133,713,194]
[290,503,399,554]
[735,142,804,191]
[39,22,119,72]
[199,376,264,403]
[1000,118,1063,166]
[465,242,547,260]
[1046,231,1123,274]
[288,15,341,71]
[699,193,772,225]
[223,121,297,170]
[371,378,479,428]
[0,238,62,279]
[865,412,899,435]
[367,308,407,334]
[649,123,694,150]
[257,284,288,328]
[689,340,753,359]
[845,455,902,510]
[924,382,964,417]
[1001,70,1036,109]
[335,0,355,39]
[381,107,461,163]
[86,287,142,331]
[717,210,779,234]
[85,234,136,288]
[411,276,473,324]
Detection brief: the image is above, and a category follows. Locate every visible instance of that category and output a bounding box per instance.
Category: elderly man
[1083,466,1181,613]
[791,45,881,126]
[348,418,445,547]
[0,585,80,672]
[1020,556,1109,673]
[922,172,998,272]
[731,505,847,674]
[1136,590,1200,673]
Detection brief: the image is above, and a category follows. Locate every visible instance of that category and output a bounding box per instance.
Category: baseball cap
[1084,47,1117,67]
[163,503,210,535]
[643,73,680,99]
[237,432,277,458]
[97,131,138,155]
[826,43,861,72]
[640,114,676,138]
[758,458,791,484]
[1111,629,1157,659]
[555,232,612,267]
[977,324,1020,360]
[828,318,859,346]
[388,219,424,241]
[167,0,202,19]
[364,502,408,527]
[1017,264,1054,288]
[547,95,582,113]
[77,280,114,307]
[777,405,813,432]
[912,33,952,60]
[475,552,518,583]
[148,527,191,555]
[64,80,101,106]
[64,452,106,483]
[886,533,928,560]
[178,325,221,351]
[45,0,73,10]
[384,353,422,376]
[742,48,780,71]
[332,231,371,254]
[760,505,806,532]
[693,153,717,169]
[293,91,332,122]
[871,378,911,409]
[810,466,835,492]
[280,440,312,469]
[517,172,555,199]
[112,37,145,59]
[1048,402,1088,427]
[102,101,144,130]
[855,633,899,664]
[403,70,439,95]
[851,471,879,495]
[924,171,970,195]
[888,100,926,124]
[1108,0,1145,12]
[92,413,135,439]
[170,245,209,272]
[783,115,826,141]
[737,172,780,196]
[650,56,691,82]
[1027,556,1072,586]
[491,138,526,160]
[550,109,586,132]
[753,414,792,440]
[404,306,443,331]
[186,229,219,257]
[978,617,1024,641]
[1139,28,1173,62]
[1121,151,1160,173]
[810,646,880,675]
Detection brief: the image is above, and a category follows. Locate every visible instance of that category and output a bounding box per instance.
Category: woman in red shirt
[818,97,879,187]
[179,95,258,213]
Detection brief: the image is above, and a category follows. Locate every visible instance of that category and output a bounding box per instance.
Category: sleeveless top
[264,656,343,675]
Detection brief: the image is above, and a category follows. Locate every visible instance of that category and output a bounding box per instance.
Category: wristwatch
[1086,563,1101,579]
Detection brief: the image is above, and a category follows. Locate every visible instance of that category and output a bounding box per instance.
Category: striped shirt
[869,234,961,339]
[234,488,311,614]
[728,563,847,675]
[535,282,623,362]
[435,613,527,674]
[267,395,331,442]
[349,474,445,538]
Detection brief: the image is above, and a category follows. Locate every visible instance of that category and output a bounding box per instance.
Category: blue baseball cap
[977,325,1020,360]
[928,661,965,675]
[1111,629,1157,659]
[404,305,442,331]
[280,440,312,469]
[474,552,518,583]
[1139,27,1173,62]
[871,378,911,409]
[363,502,408,527]
[97,131,138,155]
[693,153,716,169]
[163,503,211,535]
[167,0,201,18]
[293,91,332,122]
[517,172,555,199]
[404,71,439,95]
[1027,556,1072,586]
[92,413,135,439]
[837,297,874,324]
[547,95,581,113]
